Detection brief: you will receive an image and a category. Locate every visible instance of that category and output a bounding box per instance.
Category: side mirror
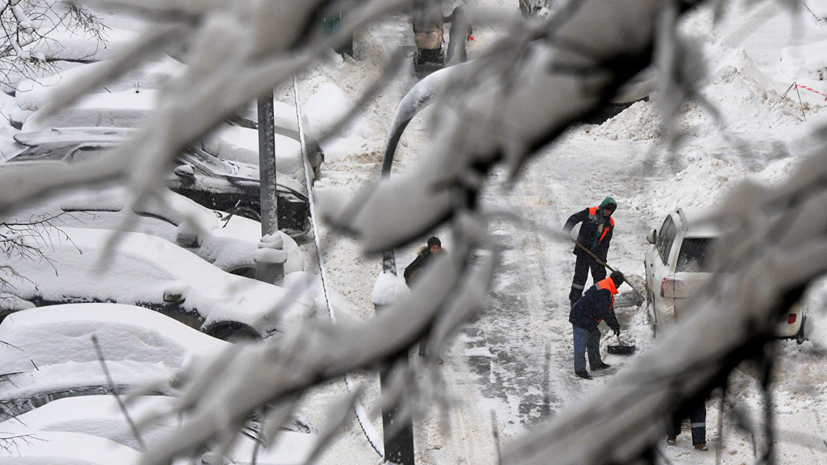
[173,164,195,179]
[646,229,657,245]
[163,284,189,304]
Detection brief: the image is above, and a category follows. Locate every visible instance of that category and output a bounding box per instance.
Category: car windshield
[676,237,716,272]
[12,144,78,162]
[181,148,238,176]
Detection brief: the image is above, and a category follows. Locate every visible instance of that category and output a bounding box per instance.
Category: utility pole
[256,92,284,284]
[374,148,415,465]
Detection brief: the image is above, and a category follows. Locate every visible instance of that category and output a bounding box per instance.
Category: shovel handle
[574,241,617,273]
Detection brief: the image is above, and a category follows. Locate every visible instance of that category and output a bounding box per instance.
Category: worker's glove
[614,329,621,337]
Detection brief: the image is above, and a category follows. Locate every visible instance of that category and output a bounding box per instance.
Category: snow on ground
[287,1,827,464]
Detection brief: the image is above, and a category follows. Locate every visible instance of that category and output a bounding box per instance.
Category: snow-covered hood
[0,228,314,337]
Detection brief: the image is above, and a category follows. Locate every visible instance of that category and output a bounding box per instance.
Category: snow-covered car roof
[0,227,314,339]
[0,395,318,465]
[0,357,176,417]
[0,303,229,374]
[671,208,722,238]
[8,127,312,235]
[1,183,305,275]
[0,430,142,465]
[19,92,319,180]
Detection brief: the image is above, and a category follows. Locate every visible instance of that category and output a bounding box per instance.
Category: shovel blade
[607,345,636,355]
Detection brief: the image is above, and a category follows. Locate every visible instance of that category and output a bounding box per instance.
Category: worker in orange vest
[568,271,623,380]
[563,197,617,309]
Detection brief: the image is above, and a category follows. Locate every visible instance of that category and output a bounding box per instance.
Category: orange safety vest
[595,277,619,317]
[588,207,615,246]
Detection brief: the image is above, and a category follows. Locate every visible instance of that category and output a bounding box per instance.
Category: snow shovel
[607,334,636,355]
[572,240,647,301]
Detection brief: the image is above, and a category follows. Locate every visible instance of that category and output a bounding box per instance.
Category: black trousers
[569,253,606,303]
[668,403,706,445]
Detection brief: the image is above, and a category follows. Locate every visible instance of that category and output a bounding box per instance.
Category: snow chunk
[372,272,410,306]
[254,247,288,264]
[259,232,284,249]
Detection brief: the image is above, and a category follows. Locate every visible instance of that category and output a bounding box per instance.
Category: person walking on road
[404,236,445,363]
[569,271,624,380]
[667,402,708,451]
[404,236,443,286]
[563,197,617,309]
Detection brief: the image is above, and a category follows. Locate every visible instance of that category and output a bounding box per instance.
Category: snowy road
[314,2,827,464]
[460,134,658,438]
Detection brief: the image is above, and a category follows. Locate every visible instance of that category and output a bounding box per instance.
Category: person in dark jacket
[563,197,617,308]
[569,271,624,380]
[404,236,442,286]
[404,236,444,363]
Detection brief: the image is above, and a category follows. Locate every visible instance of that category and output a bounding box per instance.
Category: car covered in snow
[9,127,311,236]
[0,303,229,374]
[0,430,143,465]
[644,208,805,341]
[0,303,228,417]
[0,395,316,465]
[1,184,305,278]
[0,227,315,341]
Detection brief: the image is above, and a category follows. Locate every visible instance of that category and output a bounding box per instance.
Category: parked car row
[0,47,328,465]
[0,304,319,464]
[644,207,807,342]
[0,226,315,340]
[10,127,312,236]
[4,183,306,278]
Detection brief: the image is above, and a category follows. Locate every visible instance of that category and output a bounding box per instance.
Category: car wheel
[205,322,261,342]
[236,205,261,222]
[795,315,807,345]
[647,290,658,338]
[229,267,256,279]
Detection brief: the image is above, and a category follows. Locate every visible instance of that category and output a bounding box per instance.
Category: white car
[644,208,805,341]
[0,227,315,341]
[2,183,305,278]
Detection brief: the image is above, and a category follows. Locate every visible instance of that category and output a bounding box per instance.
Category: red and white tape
[795,83,827,101]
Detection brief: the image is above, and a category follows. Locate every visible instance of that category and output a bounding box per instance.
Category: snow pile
[300,81,373,161]
[589,100,663,141]
[372,271,410,306]
[644,154,740,212]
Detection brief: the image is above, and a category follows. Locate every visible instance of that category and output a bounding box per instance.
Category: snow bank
[301,82,371,161]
